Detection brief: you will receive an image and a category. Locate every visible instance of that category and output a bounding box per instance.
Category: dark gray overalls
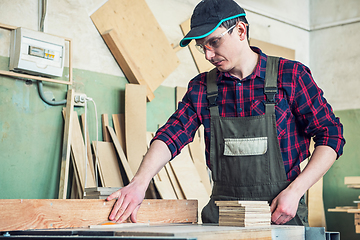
[201,56,308,226]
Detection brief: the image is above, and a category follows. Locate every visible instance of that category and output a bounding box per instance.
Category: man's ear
[237,22,247,41]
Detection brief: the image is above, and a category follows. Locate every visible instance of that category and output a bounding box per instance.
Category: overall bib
[201,56,308,226]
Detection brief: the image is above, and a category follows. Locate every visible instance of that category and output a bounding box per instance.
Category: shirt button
[237,82,242,86]
[238,108,242,112]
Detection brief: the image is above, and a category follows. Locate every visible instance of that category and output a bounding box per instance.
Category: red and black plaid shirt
[154,47,345,181]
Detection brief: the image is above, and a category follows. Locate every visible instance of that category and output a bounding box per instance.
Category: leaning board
[91,0,180,101]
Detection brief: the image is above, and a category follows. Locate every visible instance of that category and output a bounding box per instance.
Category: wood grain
[0,199,197,231]
[92,141,124,188]
[125,84,147,174]
[91,0,180,101]
[107,126,134,182]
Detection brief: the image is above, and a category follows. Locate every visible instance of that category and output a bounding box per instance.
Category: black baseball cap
[180,0,247,47]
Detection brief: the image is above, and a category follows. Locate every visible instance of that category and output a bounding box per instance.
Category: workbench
[1,224,339,240]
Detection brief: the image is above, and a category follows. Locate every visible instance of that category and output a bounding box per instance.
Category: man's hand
[107,181,146,223]
[270,187,301,225]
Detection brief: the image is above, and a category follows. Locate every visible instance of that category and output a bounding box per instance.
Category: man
[107,0,345,225]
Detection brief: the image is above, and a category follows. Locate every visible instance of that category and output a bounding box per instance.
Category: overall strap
[264,56,280,115]
[206,68,220,117]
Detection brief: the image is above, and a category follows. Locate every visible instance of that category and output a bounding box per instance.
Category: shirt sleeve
[291,63,345,158]
[152,76,203,159]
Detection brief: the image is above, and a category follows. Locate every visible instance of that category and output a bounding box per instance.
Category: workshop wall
[310,1,360,239]
[0,0,359,237]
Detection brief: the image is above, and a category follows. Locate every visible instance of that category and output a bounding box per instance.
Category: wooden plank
[180,19,213,73]
[107,126,134,182]
[249,39,296,60]
[67,111,96,191]
[91,0,180,102]
[356,225,360,233]
[345,176,360,185]
[125,84,147,174]
[165,163,185,200]
[101,114,111,142]
[92,141,124,188]
[58,89,75,199]
[175,86,187,108]
[112,113,126,156]
[0,199,198,231]
[80,113,96,187]
[170,146,210,222]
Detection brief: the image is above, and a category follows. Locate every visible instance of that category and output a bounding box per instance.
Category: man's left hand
[270,187,301,224]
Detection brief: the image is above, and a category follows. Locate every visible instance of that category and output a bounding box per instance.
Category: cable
[37,81,67,106]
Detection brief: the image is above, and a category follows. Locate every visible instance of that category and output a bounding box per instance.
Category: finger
[118,200,140,223]
[109,197,125,221]
[107,190,121,201]
[130,204,141,223]
[114,198,129,222]
[269,198,277,213]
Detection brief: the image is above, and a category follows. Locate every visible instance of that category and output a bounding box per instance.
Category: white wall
[309,0,360,111]
[0,0,311,89]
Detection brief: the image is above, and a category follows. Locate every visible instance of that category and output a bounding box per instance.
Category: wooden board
[170,146,210,221]
[165,163,185,200]
[58,89,75,199]
[92,141,124,188]
[249,39,295,60]
[180,19,214,73]
[112,113,126,156]
[0,199,197,231]
[345,176,360,185]
[80,113,96,186]
[101,114,111,142]
[91,0,180,101]
[107,126,134,182]
[125,84,147,174]
[69,111,96,190]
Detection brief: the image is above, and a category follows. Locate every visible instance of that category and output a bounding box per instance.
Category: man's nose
[205,48,215,61]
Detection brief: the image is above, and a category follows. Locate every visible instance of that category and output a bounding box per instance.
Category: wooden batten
[0,199,198,231]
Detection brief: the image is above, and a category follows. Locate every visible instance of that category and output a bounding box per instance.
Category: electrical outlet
[74,92,86,107]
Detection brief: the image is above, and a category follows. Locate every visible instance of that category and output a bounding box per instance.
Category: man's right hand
[107,180,147,223]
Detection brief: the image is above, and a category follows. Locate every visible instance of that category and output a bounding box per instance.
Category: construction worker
[107,0,345,225]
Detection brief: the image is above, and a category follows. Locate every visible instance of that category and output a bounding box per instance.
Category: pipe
[37,81,67,106]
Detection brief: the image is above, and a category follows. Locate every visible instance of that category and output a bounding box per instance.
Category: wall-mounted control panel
[10,27,65,77]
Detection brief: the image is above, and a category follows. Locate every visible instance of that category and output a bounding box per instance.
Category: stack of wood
[215,201,271,227]
[62,85,212,222]
[84,187,121,199]
[328,176,360,234]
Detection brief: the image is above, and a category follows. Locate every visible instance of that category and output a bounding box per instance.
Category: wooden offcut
[0,199,198,231]
[125,84,147,174]
[170,146,209,221]
[58,89,75,199]
[112,113,126,156]
[180,19,213,73]
[101,114,111,142]
[216,201,271,227]
[92,141,124,188]
[91,0,180,102]
[107,126,134,182]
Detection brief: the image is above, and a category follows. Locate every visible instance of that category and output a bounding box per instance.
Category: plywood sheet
[107,126,134,182]
[165,163,185,200]
[180,19,214,73]
[80,113,96,186]
[112,113,126,156]
[0,199,198,231]
[91,0,180,101]
[249,39,295,60]
[125,84,147,174]
[170,146,210,221]
[101,114,111,142]
[92,141,124,188]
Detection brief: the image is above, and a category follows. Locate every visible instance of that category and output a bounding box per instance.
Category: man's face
[195,24,242,73]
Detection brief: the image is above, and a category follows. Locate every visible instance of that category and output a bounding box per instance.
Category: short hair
[220,17,249,41]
